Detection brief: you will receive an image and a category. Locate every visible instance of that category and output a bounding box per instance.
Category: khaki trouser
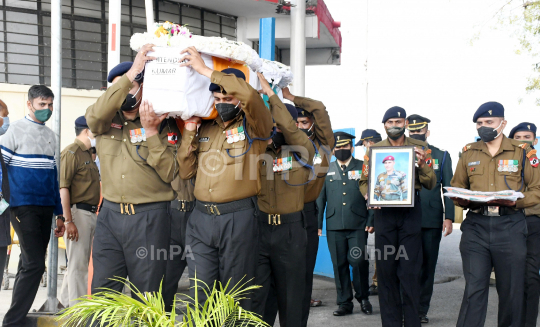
[60,205,97,307]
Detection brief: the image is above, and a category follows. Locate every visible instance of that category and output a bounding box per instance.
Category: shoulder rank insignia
[527,149,537,159]
[426,149,432,155]
[364,155,369,162]
[463,145,471,152]
[520,143,528,149]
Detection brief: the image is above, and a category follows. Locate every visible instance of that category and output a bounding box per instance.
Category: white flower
[162,21,172,30]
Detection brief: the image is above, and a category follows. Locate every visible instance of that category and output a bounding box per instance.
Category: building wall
[0,83,104,150]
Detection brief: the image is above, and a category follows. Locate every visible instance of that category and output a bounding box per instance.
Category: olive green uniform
[59,138,100,307]
[178,71,273,310]
[253,95,315,327]
[452,136,540,327]
[86,74,181,296]
[359,136,436,327]
[293,96,334,327]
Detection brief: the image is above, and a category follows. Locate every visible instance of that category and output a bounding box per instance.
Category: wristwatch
[56,215,65,222]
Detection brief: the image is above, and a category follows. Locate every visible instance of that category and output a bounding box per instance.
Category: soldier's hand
[66,222,79,242]
[127,44,156,82]
[140,100,167,138]
[318,229,322,236]
[443,219,453,237]
[184,116,202,132]
[486,199,516,207]
[180,47,213,78]
[365,226,374,233]
[415,147,426,168]
[257,72,274,97]
[282,87,295,102]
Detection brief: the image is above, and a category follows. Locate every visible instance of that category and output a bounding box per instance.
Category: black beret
[335,131,355,147]
[284,104,298,121]
[382,106,407,123]
[406,114,431,131]
[509,122,537,138]
[296,106,311,118]
[75,116,88,129]
[107,62,144,83]
[355,129,381,146]
[473,102,504,122]
[209,68,246,93]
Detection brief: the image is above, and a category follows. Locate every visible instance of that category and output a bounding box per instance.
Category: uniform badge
[362,164,369,176]
[313,153,322,165]
[130,128,146,143]
[425,159,432,167]
[111,123,122,129]
[273,157,292,172]
[531,157,539,168]
[225,126,245,144]
[167,132,178,145]
[470,167,476,173]
[433,159,439,170]
[348,170,361,180]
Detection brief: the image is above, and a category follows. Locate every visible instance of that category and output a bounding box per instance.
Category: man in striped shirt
[1,85,64,327]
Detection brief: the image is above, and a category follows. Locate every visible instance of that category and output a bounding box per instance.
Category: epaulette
[426,149,432,155]
[462,144,472,152]
[527,149,537,159]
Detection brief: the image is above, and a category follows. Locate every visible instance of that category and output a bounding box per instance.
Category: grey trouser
[60,204,97,307]
[91,200,171,299]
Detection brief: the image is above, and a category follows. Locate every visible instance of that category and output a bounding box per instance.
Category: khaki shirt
[359,137,436,197]
[171,176,195,202]
[178,71,274,203]
[85,74,181,204]
[258,96,315,214]
[293,96,335,203]
[59,138,101,206]
[451,136,540,209]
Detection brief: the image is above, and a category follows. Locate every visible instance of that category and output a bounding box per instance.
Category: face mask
[272,132,287,149]
[335,148,352,161]
[216,102,241,122]
[477,121,503,143]
[88,136,96,148]
[386,126,405,140]
[409,133,426,142]
[121,85,142,112]
[34,108,52,123]
[300,123,314,138]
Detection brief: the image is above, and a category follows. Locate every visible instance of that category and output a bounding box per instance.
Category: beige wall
[0,83,104,150]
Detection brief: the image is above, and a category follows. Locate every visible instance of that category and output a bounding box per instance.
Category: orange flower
[154,26,169,37]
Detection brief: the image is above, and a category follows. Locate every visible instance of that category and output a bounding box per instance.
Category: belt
[195,197,255,216]
[470,206,522,217]
[303,201,317,212]
[171,200,194,212]
[102,199,169,215]
[260,211,303,225]
[75,203,98,213]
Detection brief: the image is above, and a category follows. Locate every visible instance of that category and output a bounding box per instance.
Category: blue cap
[472,102,504,122]
[296,106,311,118]
[355,129,381,146]
[509,122,537,138]
[285,104,298,121]
[209,68,246,93]
[75,116,88,129]
[107,62,144,83]
[382,106,407,123]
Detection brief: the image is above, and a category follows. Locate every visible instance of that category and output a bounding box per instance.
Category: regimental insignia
[488,110,492,115]
[527,149,537,159]
[463,145,471,152]
[225,126,245,144]
[426,159,432,167]
[362,164,369,176]
[470,167,476,173]
[398,112,401,117]
[167,132,178,145]
[111,123,122,129]
[413,120,416,124]
[531,157,539,168]
[528,125,531,130]
[337,136,340,140]
[301,110,305,116]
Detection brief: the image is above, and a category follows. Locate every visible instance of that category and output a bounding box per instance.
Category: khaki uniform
[451,136,540,327]
[253,95,314,327]
[178,71,273,311]
[59,138,100,307]
[292,96,334,327]
[359,136,436,327]
[86,74,179,298]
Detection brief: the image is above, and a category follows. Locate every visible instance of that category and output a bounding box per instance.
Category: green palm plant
[56,277,269,327]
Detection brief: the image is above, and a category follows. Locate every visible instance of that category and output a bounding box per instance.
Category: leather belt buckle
[486,206,500,216]
[120,203,135,215]
[268,214,281,225]
[179,200,186,212]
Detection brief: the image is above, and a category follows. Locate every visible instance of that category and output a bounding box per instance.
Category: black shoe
[369,284,378,295]
[333,307,352,316]
[419,314,429,323]
[360,299,373,315]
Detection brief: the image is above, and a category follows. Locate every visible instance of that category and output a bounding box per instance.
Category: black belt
[303,201,317,212]
[470,206,522,217]
[102,199,169,215]
[260,211,303,225]
[75,203,98,213]
[195,197,255,216]
[171,200,194,212]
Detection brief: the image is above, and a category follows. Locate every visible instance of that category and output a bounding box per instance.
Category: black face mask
[120,85,142,112]
[216,102,241,122]
[386,126,405,140]
[300,123,314,138]
[409,133,426,142]
[477,121,503,143]
[272,132,286,148]
[335,149,352,161]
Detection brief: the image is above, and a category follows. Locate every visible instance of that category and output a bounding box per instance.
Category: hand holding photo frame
[367,146,416,208]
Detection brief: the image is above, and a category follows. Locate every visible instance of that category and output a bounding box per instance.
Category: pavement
[0,225,537,326]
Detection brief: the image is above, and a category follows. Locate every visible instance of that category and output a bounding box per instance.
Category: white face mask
[88,136,96,148]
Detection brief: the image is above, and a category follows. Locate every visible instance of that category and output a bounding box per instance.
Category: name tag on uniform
[468,161,480,166]
[327,172,335,176]
[348,170,361,180]
[225,127,245,144]
[199,137,210,142]
[130,128,146,143]
[498,160,518,172]
[273,157,292,172]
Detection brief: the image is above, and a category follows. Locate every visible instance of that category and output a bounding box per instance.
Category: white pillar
[108,0,121,76]
[145,0,155,33]
[290,0,306,96]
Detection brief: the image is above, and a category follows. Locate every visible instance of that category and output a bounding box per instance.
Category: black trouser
[327,229,370,311]
[252,211,307,327]
[0,245,7,291]
[524,215,540,327]
[301,201,319,327]
[3,206,54,327]
[162,202,193,312]
[185,198,259,311]
[375,196,422,327]
[457,211,527,327]
[419,227,442,315]
[91,200,171,299]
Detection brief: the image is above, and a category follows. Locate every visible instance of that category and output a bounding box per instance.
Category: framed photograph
[367,146,416,207]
